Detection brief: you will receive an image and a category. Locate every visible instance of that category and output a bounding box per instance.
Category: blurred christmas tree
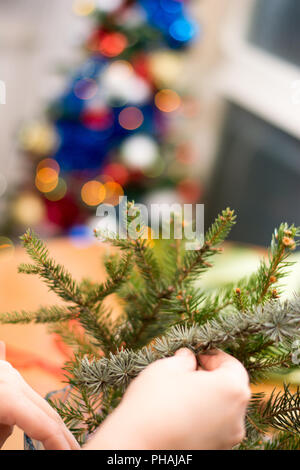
[11,0,200,236]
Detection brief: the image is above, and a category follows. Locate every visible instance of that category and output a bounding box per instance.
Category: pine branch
[262,384,300,435]
[49,322,98,356]
[20,230,83,305]
[176,208,236,284]
[0,305,78,324]
[74,296,300,393]
[262,431,300,450]
[3,202,300,448]
[252,223,299,304]
[86,253,132,305]
[246,350,292,384]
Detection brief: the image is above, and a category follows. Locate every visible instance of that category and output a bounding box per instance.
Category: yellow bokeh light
[37,158,60,173]
[155,89,181,113]
[149,51,182,86]
[13,193,45,226]
[72,0,95,16]
[104,181,124,206]
[141,226,155,247]
[0,237,14,258]
[81,181,106,206]
[44,178,67,201]
[36,167,59,193]
[20,122,58,156]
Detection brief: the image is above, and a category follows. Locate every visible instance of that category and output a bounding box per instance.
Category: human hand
[0,341,79,450]
[85,348,250,450]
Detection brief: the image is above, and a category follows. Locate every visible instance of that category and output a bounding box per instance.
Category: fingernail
[176,348,191,357]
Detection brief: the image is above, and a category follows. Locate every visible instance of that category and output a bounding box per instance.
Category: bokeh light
[161,0,182,14]
[177,179,202,203]
[149,51,182,86]
[141,226,155,247]
[19,122,58,156]
[68,224,92,248]
[81,180,106,206]
[99,33,128,58]
[104,181,124,206]
[74,78,98,100]
[102,61,150,105]
[122,135,159,169]
[44,178,67,202]
[72,0,95,16]
[81,107,114,130]
[155,89,181,113]
[0,237,14,258]
[102,163,129,186]
[36,167,59,193]
[169,18,197,42]
[37,158,60,173]
[97,0,123,13]
[118,107,144,130]
[13,193,45,226]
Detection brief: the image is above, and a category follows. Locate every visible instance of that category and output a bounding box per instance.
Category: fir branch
[131,238,160,291]
[0,305,78,324]
[246,350,292,384]
[262,384,300,435]
[262,431,300,450]
[74,296,300,393]
[20,230,83,304]
[253,223,299,304]
[86,253,132,305]
[49,322,98,356]
[176,208,236,284]
[4,203,300,448]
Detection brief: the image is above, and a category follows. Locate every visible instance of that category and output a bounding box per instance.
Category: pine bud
[282,237,295,247]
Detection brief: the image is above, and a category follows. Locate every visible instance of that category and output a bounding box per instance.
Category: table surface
[0,238,113,449]
[0,238,298,449]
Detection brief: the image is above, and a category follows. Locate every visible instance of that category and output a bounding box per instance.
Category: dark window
[205,103,300,246]
[249,0,300,67]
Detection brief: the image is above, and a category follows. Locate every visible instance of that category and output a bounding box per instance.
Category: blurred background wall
[0,0,89,222]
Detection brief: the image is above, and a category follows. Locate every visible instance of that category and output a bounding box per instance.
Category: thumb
[0,341,6,361]
[171,348,197,372]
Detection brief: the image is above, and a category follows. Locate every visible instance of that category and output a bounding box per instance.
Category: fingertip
[175,348,194,358]
[174,348,197,371]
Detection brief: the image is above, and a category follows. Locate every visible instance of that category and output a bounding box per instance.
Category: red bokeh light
[102,163,129,186]
[177,179,202,203]
[99,32,128,58]
[81,108,114,130]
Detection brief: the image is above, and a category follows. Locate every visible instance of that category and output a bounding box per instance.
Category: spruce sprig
[1,202,300,449]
